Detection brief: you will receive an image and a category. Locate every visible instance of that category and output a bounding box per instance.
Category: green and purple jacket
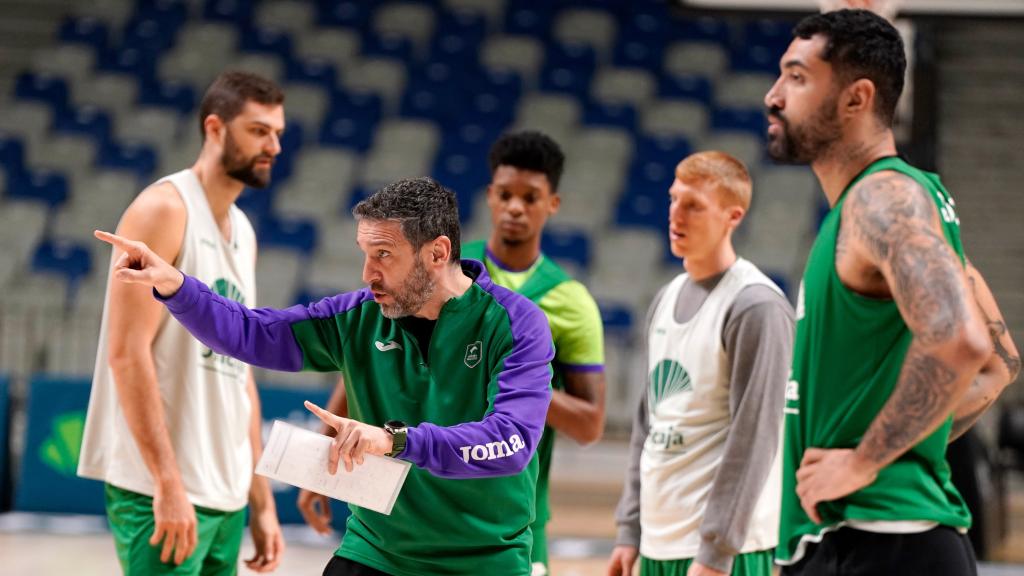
[158,259,554,576]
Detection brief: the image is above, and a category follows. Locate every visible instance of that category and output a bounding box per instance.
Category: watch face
[385,420,406,432]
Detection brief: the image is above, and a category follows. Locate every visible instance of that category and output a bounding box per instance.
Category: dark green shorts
[105,483,246,576]
[640,549,774,576]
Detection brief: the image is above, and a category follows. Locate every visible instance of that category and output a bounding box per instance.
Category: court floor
[2,440,1024,575]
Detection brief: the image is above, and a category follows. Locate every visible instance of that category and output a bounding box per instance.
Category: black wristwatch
[384,420,408,457]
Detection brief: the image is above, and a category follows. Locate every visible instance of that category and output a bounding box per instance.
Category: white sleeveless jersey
[640,258,783,559]
[78,169,257,511]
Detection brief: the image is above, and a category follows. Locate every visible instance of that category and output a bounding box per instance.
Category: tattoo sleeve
[845,172,979,467]
[948,270,1021,442]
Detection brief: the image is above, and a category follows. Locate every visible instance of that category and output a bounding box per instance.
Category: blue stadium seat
[766,272,790,299]
[272,120,304,183]
[362,33,415,63]
[31,239,93,287]
[403,61,463,121]
[583,100,637,130]
[320,114,376,151]
[431,153,488,221]
[402,85,457,122]
[138,77,196,114]
[731,43,781,74]
[0,134,27,176]
[259,214,318,255]
[472,68,522,101]
[97,141,158,180]
[546,42,597,76]
[58,17,109,52]
[659,73,714,105]
[436,10,486,46]
[430,30,476,65]
[53,106,112,145]
[636,135,692,166]
[681,16,732,44]
[240,26,294,59]
[599,301,633,333]
[6,169,69,207]
[121,15,180,55]
[615,191,669,233]
[346,185,376,213]
[136,0,189,25]
[711,107,766,136]
[505,1,552,37]
[320,92,381,151]
[613,37,662,70]
[539,64,591,98]
[462,90,516,128]
[292,286,342,307]
[541,228,591,270]
[286,57,338,91]
[316,0,374,29]
[439,122,503,159]
[619,1,672,43]
[204,0,254,23]
[14,73,69,113]
[97,46,157,77]
[235,186,274,225]
[744,19,796,53]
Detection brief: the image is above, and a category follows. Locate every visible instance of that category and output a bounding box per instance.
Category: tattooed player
[764,9,1020,575]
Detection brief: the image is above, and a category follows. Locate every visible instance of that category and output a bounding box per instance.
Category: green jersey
[463,241,605,529]
[778,157,970,564]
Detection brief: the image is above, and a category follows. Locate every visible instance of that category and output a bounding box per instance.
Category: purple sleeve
[158,274,370,372]
[400,286,554,478]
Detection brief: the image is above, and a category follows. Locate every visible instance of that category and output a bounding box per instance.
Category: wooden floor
[2,440,1024,575]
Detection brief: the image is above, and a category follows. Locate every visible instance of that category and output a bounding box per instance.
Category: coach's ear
[426,235,453,266]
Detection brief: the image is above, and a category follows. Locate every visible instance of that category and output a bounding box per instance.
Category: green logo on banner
[648,359,692,409]
[39,411,86,476]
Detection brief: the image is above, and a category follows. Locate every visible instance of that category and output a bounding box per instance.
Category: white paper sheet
[255,420,411,515]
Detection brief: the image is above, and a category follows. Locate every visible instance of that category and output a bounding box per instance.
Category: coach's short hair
[198,70,285,139]
[675,151,752,211]
[353,177,462,262]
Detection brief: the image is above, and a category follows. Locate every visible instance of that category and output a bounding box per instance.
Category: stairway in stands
[935,19,1024,401]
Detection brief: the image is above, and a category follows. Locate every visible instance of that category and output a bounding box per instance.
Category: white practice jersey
[78,169,257,511]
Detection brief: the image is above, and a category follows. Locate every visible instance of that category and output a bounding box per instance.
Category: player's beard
[222,130,273,188]
[377,256,436,319]
[766,94,842,164]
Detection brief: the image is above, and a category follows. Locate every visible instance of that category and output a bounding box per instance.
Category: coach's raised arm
[96,177,556,576]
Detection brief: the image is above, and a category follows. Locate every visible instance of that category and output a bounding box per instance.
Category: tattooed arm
[795,171,991,523]
[948,261,1020,442]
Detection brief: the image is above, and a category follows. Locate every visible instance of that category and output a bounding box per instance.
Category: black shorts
[781,525,977,576]
[323,555,393,576]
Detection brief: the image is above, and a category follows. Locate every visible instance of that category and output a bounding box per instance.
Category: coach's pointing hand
[95,230,185,297]
[305,401,394,473]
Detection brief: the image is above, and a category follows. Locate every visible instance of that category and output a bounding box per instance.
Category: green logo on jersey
[648,359,692,409]
[202,279,246,368]
[211,278,246,305]
[39,411,85,476]
[464,341,483,368]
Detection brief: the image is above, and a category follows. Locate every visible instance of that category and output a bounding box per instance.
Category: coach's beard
[376,257,436,319]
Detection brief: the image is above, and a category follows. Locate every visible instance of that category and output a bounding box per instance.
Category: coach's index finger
[305,400,340,430]
[94,229,136,251]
